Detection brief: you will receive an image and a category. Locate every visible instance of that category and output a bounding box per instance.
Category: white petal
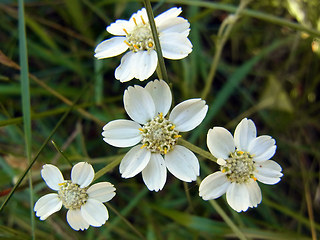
[129,8,148,25]
[81,199,109,227]
[199,172,230,200]
[71,162,94,188]
[246,180,262,208]
[254,160,283,185]
[102,119,142,147]
[67,209,89,231]
[119,145,151,178]
[94,37,128,59]
[134,50,157,81]
[165,145,199,182]
[158,17,190,35]
[155,7,182,26]
[107,20,134,36]
[41,164,64,191]
[160,33,192,59]
[226,182,250,212]
[115,51,137,83]
[124,84,156,124]
[34,193,62,220]
[145,79,172,116]
[248,135,276,162]
[169,98,208,132]
[142,153,167,192]
[234,118,257,151]
[87,182,116,203]
[207,127,235,159]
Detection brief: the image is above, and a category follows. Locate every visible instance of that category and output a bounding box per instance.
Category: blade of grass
[160,0,320,37]
[18,0,34,238]
[190,37,292,143]
[0,81,89,213]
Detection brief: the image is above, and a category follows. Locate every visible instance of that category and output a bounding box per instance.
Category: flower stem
[51,140,73,167]
[201,0,251,100]
[143,0,169,83]
[178,138,217,163]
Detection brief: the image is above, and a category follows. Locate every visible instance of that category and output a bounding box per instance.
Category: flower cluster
[94,7,192,82]
[34,5,283,232]
[102,80,208,191]
[34,162,115,230]
[199,118,283,212]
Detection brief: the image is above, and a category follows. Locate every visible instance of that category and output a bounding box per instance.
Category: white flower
[34,162,116,231]
[102,79,208,191]
[199,118,283,212]
[94,7,192,82]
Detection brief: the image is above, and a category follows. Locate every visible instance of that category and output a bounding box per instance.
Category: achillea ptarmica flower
[102,80,208,191]
[34,162,116,231]
[199,118,283,212]
[94,7,192,82]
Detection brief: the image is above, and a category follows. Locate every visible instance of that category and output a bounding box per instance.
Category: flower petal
[160,32,192,59]
[94,37,128,59]
[115,51,137,82]
[199,171,230,200]
[34,193,62,220]
[145,79,172,116]
[165,145,199,182]
[81,199,109,227]
[254,160,283,185]
[107,20,133,36]
[41,164,64,191]
[134,50,157,81]
[87,182,116,203]
[71,162,94,188]
[207,127,235,159]
[102,119,142,147]
[234,118,257,151]
[248,135,277,162]
[119,145,151,178]
[67,209,89,231]
[129,8,148,25]
[169,98,208,132]
[226,182,250,212]
[124,84,156,124]
[155,7,182,26]
[158,17,190,36]
[142,153,167,192]
[246,180,262,208]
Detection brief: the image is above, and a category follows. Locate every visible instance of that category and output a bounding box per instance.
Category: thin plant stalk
[201,0,251,100]
[143,0,169,83]
[18,0,35,238]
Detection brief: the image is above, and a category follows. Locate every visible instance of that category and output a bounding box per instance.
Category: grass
[0,0,319,239]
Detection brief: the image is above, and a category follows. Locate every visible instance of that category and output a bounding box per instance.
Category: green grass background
[0,0,319,239]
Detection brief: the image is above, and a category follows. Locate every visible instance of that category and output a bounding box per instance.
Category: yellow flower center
[123,16,155,52]
[221,151,256,184]
[139,113,181,155]
[58,180,88,210]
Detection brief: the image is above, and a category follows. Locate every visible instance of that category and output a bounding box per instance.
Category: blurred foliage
[0,0,319,239]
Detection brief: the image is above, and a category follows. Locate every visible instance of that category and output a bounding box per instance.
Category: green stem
[196,178,248,240]
[18,0,35,238]
[0,82,88,213]
[201,0,251,100]
[143,0,169,83]
[51,140,73,167]
[178,138,217,163]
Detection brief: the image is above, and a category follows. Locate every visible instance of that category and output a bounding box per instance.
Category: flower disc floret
[140,113,181,154]
[125,20,154,52]
[222,151,255,184]
[58,180,88,210]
